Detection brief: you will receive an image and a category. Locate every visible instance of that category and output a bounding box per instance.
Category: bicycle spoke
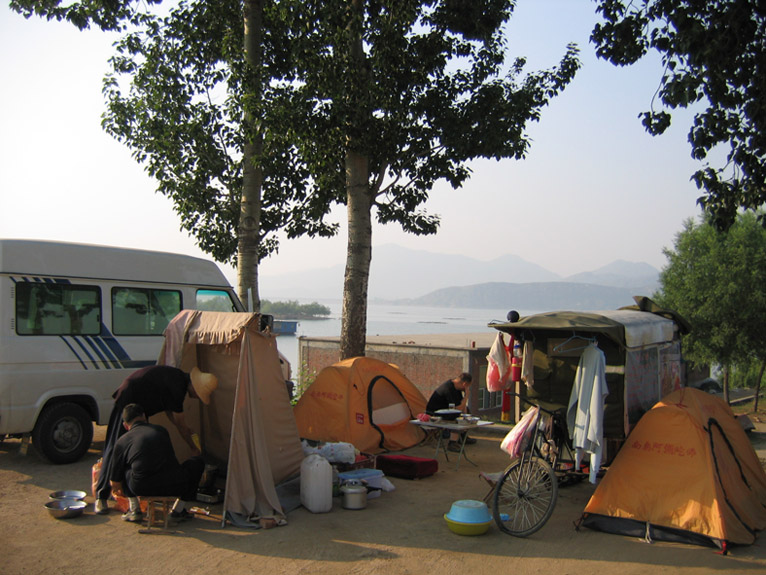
[493,457,558,537]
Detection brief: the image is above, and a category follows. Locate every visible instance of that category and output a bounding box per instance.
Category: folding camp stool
[138,496,177,534]
[479,471,503,504]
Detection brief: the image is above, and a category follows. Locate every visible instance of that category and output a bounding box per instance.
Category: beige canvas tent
[156,310,304,526]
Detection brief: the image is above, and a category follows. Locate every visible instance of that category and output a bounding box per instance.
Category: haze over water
[276,300,532,376]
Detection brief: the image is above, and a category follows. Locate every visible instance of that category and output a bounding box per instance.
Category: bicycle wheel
[492,456,558,537]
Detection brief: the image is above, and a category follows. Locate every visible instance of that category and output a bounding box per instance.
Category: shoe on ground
[447,441,462,453]
[121,510,144,523]
[94,499,109,515]
[170,508,192,521]
[463,435,477,445]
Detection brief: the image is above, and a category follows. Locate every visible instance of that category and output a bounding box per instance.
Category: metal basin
[49,490,87,501]
[45,499,87,519]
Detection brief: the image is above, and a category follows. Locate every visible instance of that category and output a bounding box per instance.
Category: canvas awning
[489,309,676,349]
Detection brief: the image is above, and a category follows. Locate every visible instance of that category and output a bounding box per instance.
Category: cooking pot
[341,480,368,510]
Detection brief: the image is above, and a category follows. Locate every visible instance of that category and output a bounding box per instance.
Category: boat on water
[273,320,299,335]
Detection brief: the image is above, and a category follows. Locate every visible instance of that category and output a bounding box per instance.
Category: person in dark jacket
[426,373,473,414]
[110,403,205,522]
[426,373,475,452]
[95,365,217,515]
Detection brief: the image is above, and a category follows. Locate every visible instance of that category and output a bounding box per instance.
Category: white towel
[566,344,608,483]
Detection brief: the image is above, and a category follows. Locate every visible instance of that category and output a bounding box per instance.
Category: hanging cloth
[566,344,608,483]
[486,333,510,392]
[521,340,535,390]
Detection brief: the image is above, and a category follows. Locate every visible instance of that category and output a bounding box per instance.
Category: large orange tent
[293,357,427,454]
[581,387,766,548]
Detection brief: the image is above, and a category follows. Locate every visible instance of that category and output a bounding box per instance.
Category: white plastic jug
[300,454,332,513]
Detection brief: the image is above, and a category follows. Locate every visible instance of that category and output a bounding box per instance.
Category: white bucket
[300,454,332,513]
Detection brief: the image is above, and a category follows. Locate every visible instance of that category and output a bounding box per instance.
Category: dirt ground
[3,421,766,575]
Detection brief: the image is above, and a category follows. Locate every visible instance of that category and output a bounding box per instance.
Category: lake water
[275,300,529,376]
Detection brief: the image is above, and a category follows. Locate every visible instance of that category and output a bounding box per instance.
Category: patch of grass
[730,394,766,419]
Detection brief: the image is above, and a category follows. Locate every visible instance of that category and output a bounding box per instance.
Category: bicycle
[492,393,585,537]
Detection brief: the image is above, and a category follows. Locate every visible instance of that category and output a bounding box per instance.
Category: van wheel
[32,403,93,464]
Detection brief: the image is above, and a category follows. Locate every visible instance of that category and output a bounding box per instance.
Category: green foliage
[655,212,766,371]
[275,0,581,233]
[98,0,338,265]
[12,0,580,359]
[730,362,766,390]
[261,300,331,318]
[12,0,338,267]
[592,0,766,231]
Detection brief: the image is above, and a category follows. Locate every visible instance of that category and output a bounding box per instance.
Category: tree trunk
[723,365,730,405]
[237,0,263,312]
[339,0,371,360]
[340,150,372,359]
[754,360,765,412]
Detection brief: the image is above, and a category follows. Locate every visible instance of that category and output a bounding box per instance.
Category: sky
[0,1,707,289]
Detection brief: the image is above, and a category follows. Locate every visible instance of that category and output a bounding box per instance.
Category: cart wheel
[492,456,558,537]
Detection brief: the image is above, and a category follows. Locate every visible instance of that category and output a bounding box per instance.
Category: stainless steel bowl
[45,499,87,519]
[49,490,87,501]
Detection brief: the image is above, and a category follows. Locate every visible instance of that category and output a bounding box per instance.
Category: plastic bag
[500,407,540,458]
[301,440,356,464]
[486,333,510,392]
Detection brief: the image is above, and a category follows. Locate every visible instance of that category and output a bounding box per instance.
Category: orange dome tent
[581,387,766,549]
[293,357,427,454]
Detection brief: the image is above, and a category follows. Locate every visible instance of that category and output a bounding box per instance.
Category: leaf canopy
[657,212,766,368]
[592,0,766,230]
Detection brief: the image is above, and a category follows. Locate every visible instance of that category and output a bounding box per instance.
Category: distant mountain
[564,260,660,290]
[395,282,643,311]
[259,243,659,304]
[261,243,560,300]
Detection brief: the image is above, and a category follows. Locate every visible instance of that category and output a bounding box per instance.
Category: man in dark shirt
[426,373,473,414]
[110,403,205,522]
[95,365,218,515]
[426,373,475,452]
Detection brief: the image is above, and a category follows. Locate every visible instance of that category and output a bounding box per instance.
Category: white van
[0,239,244,463]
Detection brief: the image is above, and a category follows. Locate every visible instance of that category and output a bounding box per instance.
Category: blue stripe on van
[90,333,126,369]
[77,335,111,368]
[59,336,90,369]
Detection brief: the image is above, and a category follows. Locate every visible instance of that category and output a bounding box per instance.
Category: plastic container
[445,499,492,524]
[444,499,493,536]
[300,454,333,513]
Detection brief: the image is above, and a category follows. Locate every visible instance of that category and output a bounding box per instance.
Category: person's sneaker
[170,508,192,521]
[447,441,462,453]
[94,499,109,515]
[121,510,144,523]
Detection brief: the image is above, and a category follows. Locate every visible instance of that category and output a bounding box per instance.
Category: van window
[15,282,101,336]
[112,287,181,335]
[196,289,238,312]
